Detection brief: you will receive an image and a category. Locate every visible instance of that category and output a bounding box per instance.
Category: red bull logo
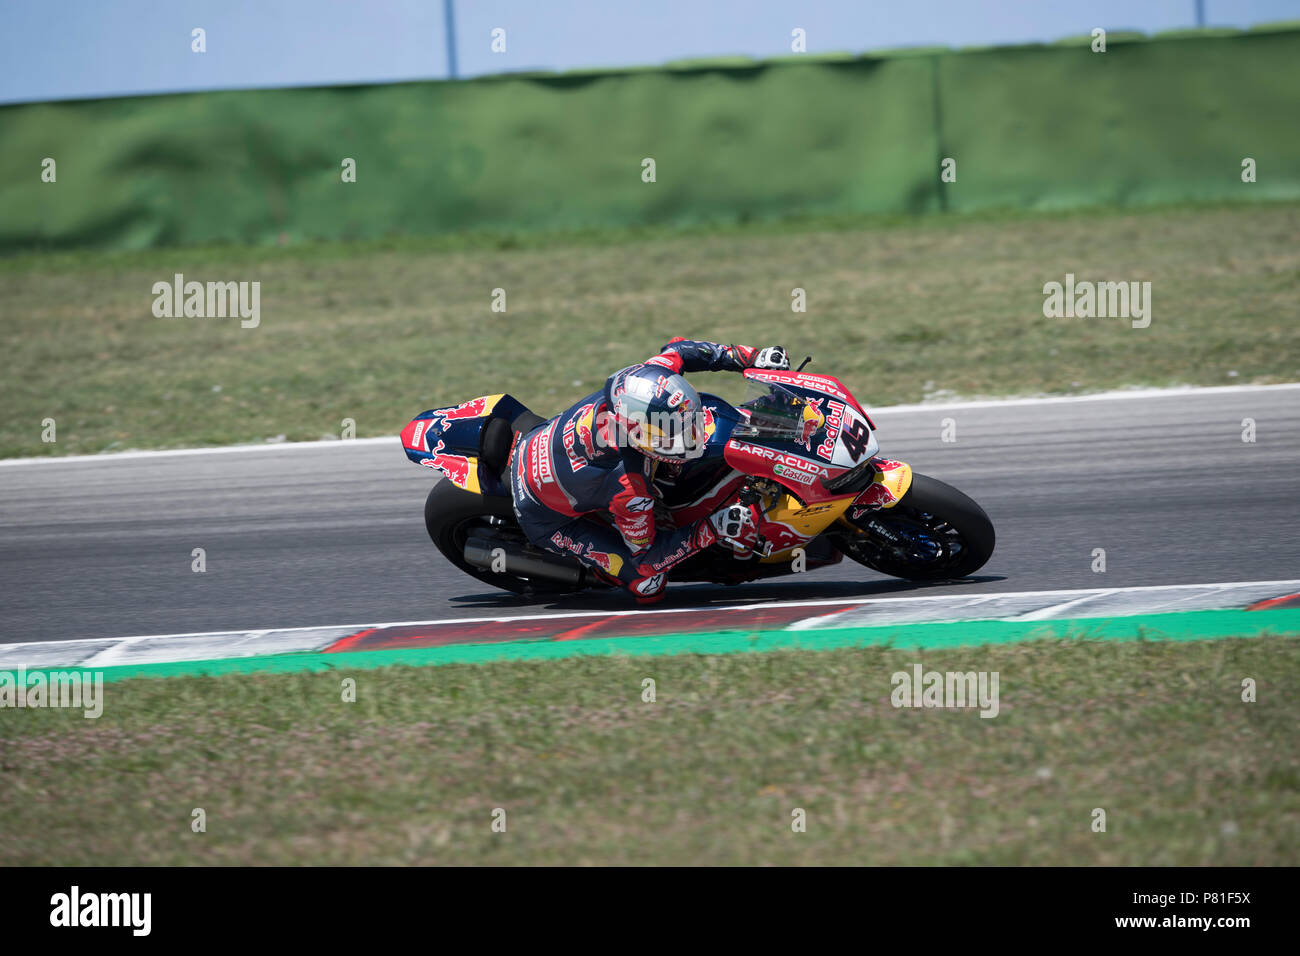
[431,395,492,424]
[798,398,826,450]
[850,481,899,516]
[584,549,624,576]
[760,519,810,553]
[564,402,599,467]
[420,439,476,491]
[849,461,912,517]
[702,406,717,438]
[816,400,846,459]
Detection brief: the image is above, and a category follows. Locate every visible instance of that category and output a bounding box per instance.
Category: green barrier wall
[936,28,1300,211]
[1,25,1297,252]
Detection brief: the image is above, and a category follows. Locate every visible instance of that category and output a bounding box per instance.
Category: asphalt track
[2,385,1298,645]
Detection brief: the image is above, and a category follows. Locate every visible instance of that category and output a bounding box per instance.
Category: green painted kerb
[17,607,1300,683]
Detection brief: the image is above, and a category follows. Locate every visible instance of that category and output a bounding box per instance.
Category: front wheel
[837,473,995,581]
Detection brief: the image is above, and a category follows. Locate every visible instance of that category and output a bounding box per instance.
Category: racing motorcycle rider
[509,338,790,603]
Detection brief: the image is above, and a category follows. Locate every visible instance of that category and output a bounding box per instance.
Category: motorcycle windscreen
[727,377,812,443]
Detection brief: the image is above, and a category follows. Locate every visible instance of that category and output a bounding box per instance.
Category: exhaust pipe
[464,537,586,586]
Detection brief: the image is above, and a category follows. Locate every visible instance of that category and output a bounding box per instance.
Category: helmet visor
[612,370,709,461]
[640,409,706,460]
[615,378,707,461]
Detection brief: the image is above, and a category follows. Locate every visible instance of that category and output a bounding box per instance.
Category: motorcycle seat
[480,409,547,479]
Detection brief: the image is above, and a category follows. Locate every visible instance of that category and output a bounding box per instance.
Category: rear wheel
[424,481,585,595]
[838,473,995,581]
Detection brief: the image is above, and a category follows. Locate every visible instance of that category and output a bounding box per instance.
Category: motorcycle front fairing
[718,375,877,504]
[705,374,911,564]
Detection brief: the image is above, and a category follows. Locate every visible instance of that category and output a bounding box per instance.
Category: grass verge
[1,201,1297,458]
[2,634,1295,865]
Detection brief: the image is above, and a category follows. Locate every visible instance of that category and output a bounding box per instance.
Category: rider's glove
[708,500,765,556]
[752,346,790,371]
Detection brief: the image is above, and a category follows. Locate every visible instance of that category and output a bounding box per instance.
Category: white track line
[0,596,886,649]
[3,383,1296,467]
[3,579,1297,654]
[0,435,395,466]
[863,382,1300,414]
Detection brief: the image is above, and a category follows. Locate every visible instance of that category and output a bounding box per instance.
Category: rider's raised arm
[647,337,789,374]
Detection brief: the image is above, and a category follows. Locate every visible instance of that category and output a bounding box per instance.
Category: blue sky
[2,0,1297,104]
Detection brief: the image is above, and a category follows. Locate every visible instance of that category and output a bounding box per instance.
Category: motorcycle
[399,361,995,595]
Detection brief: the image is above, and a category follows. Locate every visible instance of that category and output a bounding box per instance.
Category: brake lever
[735,484,773,557]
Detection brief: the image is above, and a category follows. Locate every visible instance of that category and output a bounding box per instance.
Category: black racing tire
[840,473,995,581]
[423,480,586,596]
